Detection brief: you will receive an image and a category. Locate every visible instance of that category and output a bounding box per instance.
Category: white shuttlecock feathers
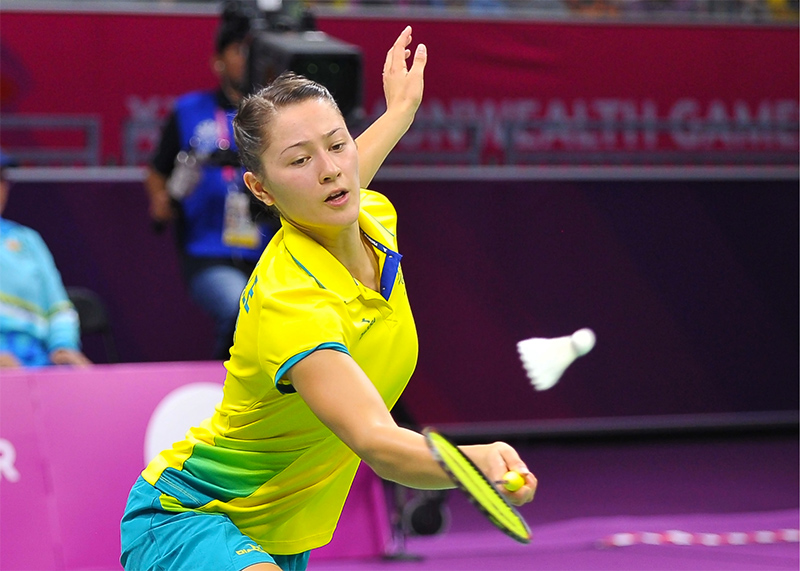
[517,328,596,391]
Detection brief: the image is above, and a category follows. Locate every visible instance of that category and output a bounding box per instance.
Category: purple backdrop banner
[3,178,797,425]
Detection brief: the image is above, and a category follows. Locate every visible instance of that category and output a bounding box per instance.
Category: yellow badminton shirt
[142,189,419,554]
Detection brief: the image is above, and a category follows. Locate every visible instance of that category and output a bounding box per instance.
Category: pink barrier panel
[0,363,391,570]
[0,375,60,570]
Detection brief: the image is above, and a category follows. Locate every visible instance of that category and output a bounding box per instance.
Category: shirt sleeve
[258,285,350,394]
[150,111,181,177]
[26,230,81,352]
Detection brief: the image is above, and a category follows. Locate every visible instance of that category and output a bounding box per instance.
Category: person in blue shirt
[144,9,277,360]
[0,151,91,368]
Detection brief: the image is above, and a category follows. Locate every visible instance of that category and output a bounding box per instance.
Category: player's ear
[243,171,275,206]
[211,55,225,75]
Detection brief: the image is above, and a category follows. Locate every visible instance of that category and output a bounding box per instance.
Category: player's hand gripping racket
[423,428,532,544]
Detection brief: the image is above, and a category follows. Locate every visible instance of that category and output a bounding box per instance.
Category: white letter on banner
[126,95,164,120]
[594,99,621,148]
[573,99,598,149]
[775,100,800,148]
[706,100,731,147]
[424,98,450,149]
[619,100,641,149]
[505,99,541,151]
[732,100,777,148]
[732,101,756,148]
[542,99,570,149]
[445,99,476,150]
[670,99,701,149]
[642,100,659,149]
[478,99,501,150]
[0,438,20,482]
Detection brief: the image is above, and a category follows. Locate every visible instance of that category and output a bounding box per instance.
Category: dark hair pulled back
[233,72,341,181]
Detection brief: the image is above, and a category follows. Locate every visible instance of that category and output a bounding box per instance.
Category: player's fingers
[408,43,427,78]
[494,442,529,476]
[383,47,392,76]
[383,40,410,78]
[493,443,537,504]
[520,472,538,498]
[499,470,537,506]
[388,25,413,74]
[506,475,537,506]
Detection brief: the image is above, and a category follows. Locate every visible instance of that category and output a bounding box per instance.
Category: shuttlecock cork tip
[570,328,596,357]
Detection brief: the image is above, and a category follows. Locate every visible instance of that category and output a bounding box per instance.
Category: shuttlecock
[517,328,596,391]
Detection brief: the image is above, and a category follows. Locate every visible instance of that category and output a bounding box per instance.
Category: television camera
[221,0,364,126]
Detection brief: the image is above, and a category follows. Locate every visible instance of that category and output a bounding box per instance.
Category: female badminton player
[120,26,536,571]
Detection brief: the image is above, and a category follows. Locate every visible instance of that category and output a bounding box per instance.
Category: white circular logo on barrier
[144,382,224,465]
[0,438,20,483]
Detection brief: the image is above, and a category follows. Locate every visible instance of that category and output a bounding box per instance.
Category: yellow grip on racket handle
[502,470,526,492]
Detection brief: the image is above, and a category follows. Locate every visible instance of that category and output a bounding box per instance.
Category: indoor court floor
[311,431,799,571]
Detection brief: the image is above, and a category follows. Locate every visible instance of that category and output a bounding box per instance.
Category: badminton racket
[423,427,531,544]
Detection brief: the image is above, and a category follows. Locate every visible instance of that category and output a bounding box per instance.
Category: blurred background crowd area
[2,1,796,170]
[4,0,799,21]
[0,0,796,419]
[307,0,799,21]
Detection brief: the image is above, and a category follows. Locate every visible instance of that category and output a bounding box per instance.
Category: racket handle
[497,471,525,492]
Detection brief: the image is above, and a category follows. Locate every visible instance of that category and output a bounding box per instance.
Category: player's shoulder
[253,239,339,303]
[247,252,345,338]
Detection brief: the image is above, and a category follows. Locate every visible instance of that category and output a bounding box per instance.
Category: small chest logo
[359,317,376,339]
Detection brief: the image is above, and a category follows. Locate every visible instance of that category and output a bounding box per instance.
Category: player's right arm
[288,349,536,505]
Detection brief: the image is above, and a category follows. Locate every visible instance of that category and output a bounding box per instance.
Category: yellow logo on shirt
[235,543,267,556]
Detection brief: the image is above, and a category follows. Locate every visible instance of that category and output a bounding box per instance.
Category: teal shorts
[120,476,309,571]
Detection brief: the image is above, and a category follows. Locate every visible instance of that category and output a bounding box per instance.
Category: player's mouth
[325,189,349,206]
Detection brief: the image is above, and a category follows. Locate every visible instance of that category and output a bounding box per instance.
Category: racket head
[423,427,532,544]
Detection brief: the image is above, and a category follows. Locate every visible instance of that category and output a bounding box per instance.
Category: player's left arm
[355,25,426,188]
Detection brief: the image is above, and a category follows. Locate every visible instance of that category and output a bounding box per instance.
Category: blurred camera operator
[145,7,277,360]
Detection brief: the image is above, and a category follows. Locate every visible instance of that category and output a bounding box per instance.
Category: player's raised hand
[354,25,428,187]
[382,25,426,120]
